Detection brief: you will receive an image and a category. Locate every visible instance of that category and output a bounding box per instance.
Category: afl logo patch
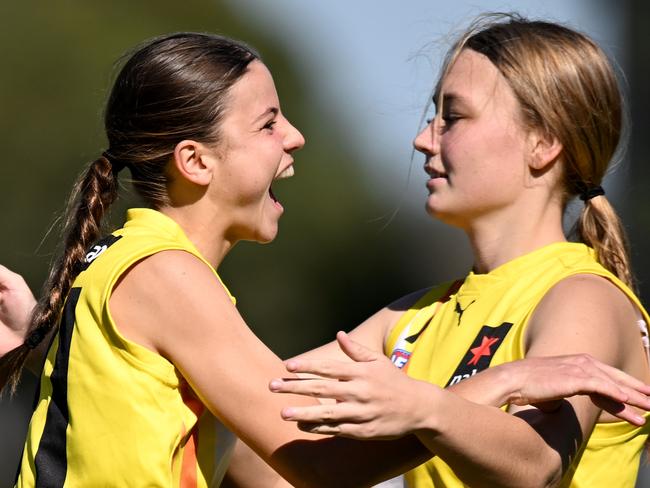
[390,349,411,369]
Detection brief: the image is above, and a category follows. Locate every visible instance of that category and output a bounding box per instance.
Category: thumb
[336,331,379,363]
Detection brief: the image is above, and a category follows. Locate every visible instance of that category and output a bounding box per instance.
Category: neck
[160,204,235,269]
[464,198,566,274]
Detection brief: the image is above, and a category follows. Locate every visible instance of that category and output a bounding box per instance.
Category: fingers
[284,358,358,380]
[281,405,388,439]
[336,331,379,362]
[585,358,650,396]
[297,421,342,436]
[589,395,646,426]
[563,356,650,410]
[280,402,365,423]
[269,377,355,400]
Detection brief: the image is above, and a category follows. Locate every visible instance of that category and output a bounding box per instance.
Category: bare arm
[221,440,292,488]
[290,287,430,365]
[110,251,431,488]
[416,274,650,487]
[271,275,650,488]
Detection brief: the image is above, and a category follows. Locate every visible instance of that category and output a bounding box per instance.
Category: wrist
[411,380,447,435]
[492,361,523,406]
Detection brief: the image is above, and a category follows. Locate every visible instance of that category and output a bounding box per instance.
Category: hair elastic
[579,185,605,202]
[102,150,125,174]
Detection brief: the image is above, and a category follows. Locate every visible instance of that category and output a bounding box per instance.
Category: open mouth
[269,187,279,203]
[269,165,295,207]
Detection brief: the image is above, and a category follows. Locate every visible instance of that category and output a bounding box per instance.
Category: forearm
[222,440,292,488]
[415,385,568,488]
[447,362,514,406]
[271,435,430,488]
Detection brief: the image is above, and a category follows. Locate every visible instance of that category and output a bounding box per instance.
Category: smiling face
[208,60,305,243]
[414,49,533,229]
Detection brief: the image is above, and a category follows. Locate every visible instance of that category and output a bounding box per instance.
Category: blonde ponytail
[577,194,635,290]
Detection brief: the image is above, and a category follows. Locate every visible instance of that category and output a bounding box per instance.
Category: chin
[425,202,466,229]
[254,225,280,244]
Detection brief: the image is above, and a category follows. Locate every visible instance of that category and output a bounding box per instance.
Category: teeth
[276,165,294,179]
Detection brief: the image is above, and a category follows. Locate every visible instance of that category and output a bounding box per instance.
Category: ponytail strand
[577,194,635,290]
[0,155,119,394]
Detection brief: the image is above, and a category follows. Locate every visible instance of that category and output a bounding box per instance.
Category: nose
[413,116,441,157]
[283,118,305,153]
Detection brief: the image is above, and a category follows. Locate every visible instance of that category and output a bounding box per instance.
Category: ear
[172,140,214,186]
[527,130,563,171]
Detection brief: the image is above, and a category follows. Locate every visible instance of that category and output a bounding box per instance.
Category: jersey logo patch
[80,234,122,271]
[445,322,513,387]
[455,299,476,326]
[390,349,411,369]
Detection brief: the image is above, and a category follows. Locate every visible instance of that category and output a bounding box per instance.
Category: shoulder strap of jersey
[384,280,462,357]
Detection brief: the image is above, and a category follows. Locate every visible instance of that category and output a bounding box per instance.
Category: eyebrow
[432,92,466,110]
[253,107,279,123]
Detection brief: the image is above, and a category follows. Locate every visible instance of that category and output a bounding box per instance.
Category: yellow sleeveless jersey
[16,208,237,488]
[385,242,650,487]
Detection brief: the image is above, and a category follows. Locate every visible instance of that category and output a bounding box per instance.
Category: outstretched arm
[271,275,650,487]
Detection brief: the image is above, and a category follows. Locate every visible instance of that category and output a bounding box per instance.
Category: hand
[502,354,650,425]
[269,331,442,440]
[0,264,37,356]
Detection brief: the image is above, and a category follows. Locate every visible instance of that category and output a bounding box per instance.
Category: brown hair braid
[0,33,259,393]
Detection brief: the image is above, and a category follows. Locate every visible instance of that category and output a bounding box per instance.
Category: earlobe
[528,131,563,171]
[173,140,213,186]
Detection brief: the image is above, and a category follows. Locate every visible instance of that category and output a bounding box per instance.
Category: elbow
[469,454,563,488]
[531,455,564,488]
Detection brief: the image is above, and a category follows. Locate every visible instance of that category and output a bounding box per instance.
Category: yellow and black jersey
[385,242,650,487]
[16,208,236,488]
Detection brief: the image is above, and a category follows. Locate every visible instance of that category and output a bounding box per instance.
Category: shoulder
[110,250,234,355]
[533,273,635,324]
[526,273,639,365]
[116,249,225,294]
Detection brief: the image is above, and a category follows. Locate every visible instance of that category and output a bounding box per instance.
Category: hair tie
[102,150,125,174]
[579,185,605,202]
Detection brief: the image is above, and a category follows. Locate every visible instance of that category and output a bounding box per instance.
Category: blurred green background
[1,1,649,486]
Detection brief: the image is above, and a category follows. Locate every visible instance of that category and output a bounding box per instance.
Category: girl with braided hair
[1,19,650,488]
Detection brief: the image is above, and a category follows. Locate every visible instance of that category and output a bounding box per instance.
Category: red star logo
[467,336,500,366]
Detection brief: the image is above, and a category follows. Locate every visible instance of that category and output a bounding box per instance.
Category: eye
[441,113,462,127]
[262,119,277,131]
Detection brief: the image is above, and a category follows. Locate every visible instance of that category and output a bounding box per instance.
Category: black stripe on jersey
[404,281,463,344]
[405,316,434,344]
[34,287,81,488]
[79,234,122,272]
[444,322,513,388]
